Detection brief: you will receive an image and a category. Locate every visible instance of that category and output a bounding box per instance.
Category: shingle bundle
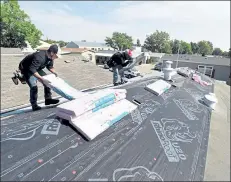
[56,89,137,140]
[42,74,86,100]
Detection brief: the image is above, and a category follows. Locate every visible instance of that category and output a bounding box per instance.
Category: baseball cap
[125,49,132,57]
[48,44,61,58]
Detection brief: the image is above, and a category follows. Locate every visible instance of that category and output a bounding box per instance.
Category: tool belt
[11,62,26,85]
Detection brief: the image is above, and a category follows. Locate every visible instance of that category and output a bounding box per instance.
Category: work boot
[45,99,60,105]
[32,105,42,111]
[114,83,121,86]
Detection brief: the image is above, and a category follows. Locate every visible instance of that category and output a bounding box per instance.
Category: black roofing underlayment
[1,74,214,181]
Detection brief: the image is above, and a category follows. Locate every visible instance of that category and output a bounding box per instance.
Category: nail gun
[11,70,26,85]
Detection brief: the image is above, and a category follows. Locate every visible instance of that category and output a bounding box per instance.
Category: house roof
[96,50,118,54]
[161,54,230,66]
[0,69,215,181]
[72,41,110,48]
[37,47,94,54]
[1,47,23,55]
[61,48,93,53]
[148,52,165,58]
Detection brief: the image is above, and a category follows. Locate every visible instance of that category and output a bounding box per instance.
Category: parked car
[104,63,109,69]
[103,61,109,69]
[124,68,141,78]
[154,62,163,71]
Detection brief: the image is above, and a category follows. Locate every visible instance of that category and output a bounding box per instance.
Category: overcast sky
[19,1,230,51]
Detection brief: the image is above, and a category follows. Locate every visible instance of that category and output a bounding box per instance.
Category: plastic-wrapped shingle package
[70,99,137,140]
[56,89,127,121]
[56,88,136,140]
[42,74,86,100]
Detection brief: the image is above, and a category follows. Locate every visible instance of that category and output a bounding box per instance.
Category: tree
[42,39,68,47]
[171,39,181,54]
[207,41,213,52]
[180,41,192,54]
[222,51,229,57]
[1,0,42,48]
[222,49,230,57]
[136,39,141,47]
[57,41,67,47]
[143,30,172,53]
[212,48,223,56]
[105,32,133,51]
[170,39,192,54]
[190,42,199,54]
[162,42,172,54]
[198,40,213,55]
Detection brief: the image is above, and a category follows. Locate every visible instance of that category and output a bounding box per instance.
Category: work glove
[122,61,130,67]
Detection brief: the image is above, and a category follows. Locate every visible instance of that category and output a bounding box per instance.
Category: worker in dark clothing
[19,44,61,111]
[107,49,133,86]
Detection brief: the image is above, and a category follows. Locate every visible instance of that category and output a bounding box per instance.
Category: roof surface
[1,55,112,109]
[96,50,118,54]
[1,47,23,54]
[162,54,230,66]
[73,41,109,48]
[147,52,165,58]
[61,48,92,53]
[1,72,214,181]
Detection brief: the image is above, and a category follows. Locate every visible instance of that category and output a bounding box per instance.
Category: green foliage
[222,50,230,57]
[171,39,180,54]
[190,42,200,54]
[1,0,42,48]
[180,41,192,54]
[105,32,133,51]
[170,39,192,54]
[206,41,213,51]
[57,40,68,47]
[212,48,223,56]
[42,39,68,47]
[143,30,172,53]
[197,40,213,55]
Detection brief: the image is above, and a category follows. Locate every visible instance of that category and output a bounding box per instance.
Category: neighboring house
[38,47,96,64]
[37,44,71,55]
[36,40,52,49]
[144,52,165,64]
[95,50,118,65]
[161,54,230,82]
[1,47,24,56]
[22,40,52,54]
[95,49,160,66]
[61,48,96,64]
[22,41,35,54]
[66,41,114,51]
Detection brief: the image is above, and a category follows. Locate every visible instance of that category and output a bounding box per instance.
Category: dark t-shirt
[110,52,132,65]
[19,51,53,74]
